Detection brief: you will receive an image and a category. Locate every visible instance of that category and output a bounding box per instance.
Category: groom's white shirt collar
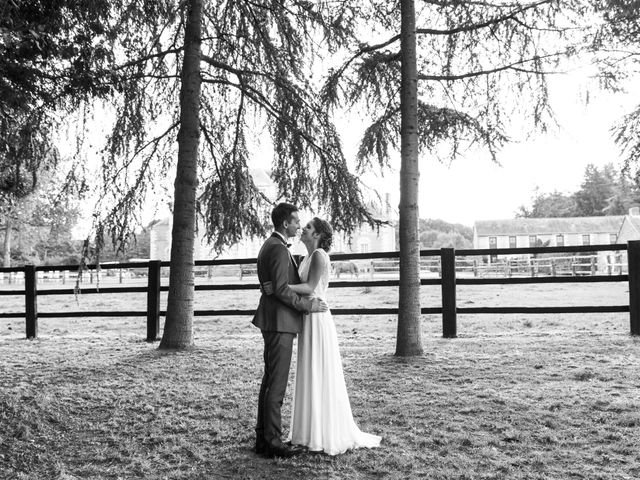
[273,231,288,245]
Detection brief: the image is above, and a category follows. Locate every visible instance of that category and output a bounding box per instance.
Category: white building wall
[476,233,620,270]
[150,222,171,260]
[331,225,395,254]
[495,236,510,248]
[516,235,529,247]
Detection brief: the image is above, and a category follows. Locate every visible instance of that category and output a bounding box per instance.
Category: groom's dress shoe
[264,443,303,459]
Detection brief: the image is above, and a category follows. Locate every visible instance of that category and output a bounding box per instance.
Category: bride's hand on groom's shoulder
[310,298,328,313]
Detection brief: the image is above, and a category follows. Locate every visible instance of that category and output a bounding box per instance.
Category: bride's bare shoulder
[311,248,329,264]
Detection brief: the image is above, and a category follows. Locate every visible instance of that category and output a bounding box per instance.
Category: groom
[252,202,327,458]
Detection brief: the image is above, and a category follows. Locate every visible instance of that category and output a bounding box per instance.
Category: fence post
[25,265,38,339]
[441,248,457,338]
[146,260,161,342]
[628,241,640,335]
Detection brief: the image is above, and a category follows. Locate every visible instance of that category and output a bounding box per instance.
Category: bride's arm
[289,251,326,295]
[288,283,313,295]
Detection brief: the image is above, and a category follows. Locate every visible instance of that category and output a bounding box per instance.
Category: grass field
[1,282,639,479]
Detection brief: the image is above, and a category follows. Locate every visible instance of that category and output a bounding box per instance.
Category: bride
[285,217,381,455]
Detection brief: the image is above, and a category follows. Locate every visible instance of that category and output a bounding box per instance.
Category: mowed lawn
[1,282,639,479]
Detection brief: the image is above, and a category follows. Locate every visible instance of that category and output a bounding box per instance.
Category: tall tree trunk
[396,0,423,356]
[159,0,202,350]
[3,219,11,268]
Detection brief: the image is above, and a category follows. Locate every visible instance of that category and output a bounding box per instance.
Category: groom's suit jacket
[252,233,312,333]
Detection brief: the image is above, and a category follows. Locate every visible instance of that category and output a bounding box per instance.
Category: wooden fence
[1,241,639,340]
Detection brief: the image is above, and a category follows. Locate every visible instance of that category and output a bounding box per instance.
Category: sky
[345,73,639,227]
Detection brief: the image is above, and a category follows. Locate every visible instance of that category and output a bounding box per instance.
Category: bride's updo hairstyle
[312,217,333,252]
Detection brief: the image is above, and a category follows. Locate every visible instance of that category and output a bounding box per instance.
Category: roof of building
[474,216,625,236]
[152,217,171,227]
[617,215,640,239]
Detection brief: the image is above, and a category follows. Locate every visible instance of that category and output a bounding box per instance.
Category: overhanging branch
[417,0,553,36]
[418,52,567,81]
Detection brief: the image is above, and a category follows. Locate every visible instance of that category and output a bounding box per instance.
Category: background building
[473,216,624,250]
[473,215,625,271]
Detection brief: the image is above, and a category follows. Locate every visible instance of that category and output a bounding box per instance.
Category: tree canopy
[568,2,640,184]
[53,0,381,257]
[518,163,640,218]
[395,218,473,249]
[321,0,585,172]
[0,170,81,266]
[4,1,638,255]
[1,0,118,203]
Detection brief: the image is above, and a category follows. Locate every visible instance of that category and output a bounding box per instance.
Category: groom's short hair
[271,203,298,228]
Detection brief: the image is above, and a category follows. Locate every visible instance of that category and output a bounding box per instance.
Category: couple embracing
[252,203,382,458]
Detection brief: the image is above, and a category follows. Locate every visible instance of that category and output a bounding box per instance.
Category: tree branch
[202,77,335,176]
[108,121,180,184]
[200,125,226,199]
[232,82,245,163]
[111,48,183,72]
[416,0,553,36]
[200,55,320,118]
[418,52,567,81]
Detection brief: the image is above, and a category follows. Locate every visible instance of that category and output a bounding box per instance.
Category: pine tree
[321,0,581,355]
[397,0,423,355]
[65,1,377,349]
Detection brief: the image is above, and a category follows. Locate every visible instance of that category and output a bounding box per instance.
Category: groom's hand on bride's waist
[260,281,274,295]
[310,298,328,313]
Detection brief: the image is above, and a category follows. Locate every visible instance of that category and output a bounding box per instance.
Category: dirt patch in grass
[1,283,639,479]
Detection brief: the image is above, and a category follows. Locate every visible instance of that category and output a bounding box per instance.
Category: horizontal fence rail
[1,242,638,340]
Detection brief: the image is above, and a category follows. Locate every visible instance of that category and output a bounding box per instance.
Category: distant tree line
[0,177,151,266]
[395,218,474,250]
[0,228,151,267]
[517,163,640,218]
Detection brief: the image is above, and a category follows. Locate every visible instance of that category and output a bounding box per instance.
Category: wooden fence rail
[1,242,638,340]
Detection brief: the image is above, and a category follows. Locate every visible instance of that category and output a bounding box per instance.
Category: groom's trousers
[257,330,295,447]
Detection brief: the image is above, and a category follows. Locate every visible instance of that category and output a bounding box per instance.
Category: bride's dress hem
[291,439,382,457]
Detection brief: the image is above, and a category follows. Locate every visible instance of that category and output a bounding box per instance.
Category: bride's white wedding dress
[289,248,381,455]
